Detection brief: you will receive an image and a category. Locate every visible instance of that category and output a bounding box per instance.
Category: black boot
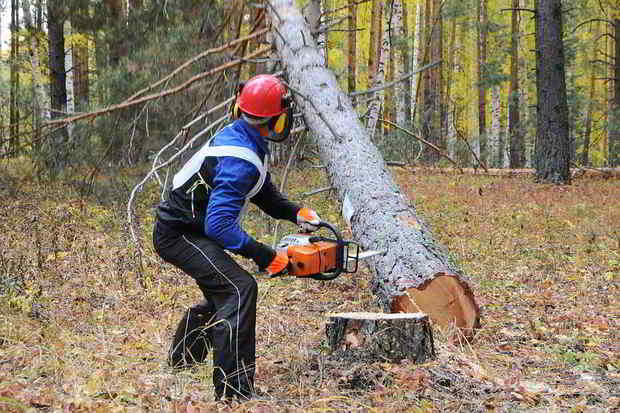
[168,300,215,368]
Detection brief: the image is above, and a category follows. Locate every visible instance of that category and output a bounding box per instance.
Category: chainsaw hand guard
[277,221,359,281]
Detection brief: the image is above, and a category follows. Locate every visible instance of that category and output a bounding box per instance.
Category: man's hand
[296,208,321,232]
[266,252,289,276]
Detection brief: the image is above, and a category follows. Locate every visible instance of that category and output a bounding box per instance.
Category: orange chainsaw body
[285,241,339,277]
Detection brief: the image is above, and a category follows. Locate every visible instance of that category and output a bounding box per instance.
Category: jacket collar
[237,119,270,156]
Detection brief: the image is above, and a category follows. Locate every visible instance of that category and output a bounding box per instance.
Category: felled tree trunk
[326,312,435,363]
[268,0,480,338]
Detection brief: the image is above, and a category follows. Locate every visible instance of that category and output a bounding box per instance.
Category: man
[152,74,321,401]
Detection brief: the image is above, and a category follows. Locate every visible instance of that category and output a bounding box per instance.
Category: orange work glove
[296,208,321,232]
[266,252,289,276]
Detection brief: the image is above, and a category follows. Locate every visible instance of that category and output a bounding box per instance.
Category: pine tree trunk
[21,0,49,142]
[368,0,381,89]
[477,0,487,166]
[490,85,501,168]
[610,19,620,166]
[429,0,442,162]
[9,0,20,155]
[509,0,524,168]
[268,0,480,338]
[400,1,412,129]
[347,0,357,95]
[326,312,435,363]
[534,0,571,184]
[582,27,598,167]
[411,2,422,130]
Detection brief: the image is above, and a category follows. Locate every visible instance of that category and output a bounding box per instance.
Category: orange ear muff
[273,113,287,134]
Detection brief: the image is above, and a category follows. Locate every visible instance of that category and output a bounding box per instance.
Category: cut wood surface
[326,312,435,363]
[269,0,480,338]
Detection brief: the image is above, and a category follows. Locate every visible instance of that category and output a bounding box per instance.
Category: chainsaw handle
[309,221,343,281]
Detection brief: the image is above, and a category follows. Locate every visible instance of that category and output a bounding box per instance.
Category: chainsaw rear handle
[309,221,345,281]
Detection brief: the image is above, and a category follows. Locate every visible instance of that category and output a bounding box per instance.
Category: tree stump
[326,312,435,364]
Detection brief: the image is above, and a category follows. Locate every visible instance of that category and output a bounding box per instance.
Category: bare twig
[381,119,462,172]
[301,186,334,198]
[271,132,307,248]
[124,28,269,104]
[349,61,441,97]
[45,46,270,128]
[127,113,228,244]
[281,81,340,140]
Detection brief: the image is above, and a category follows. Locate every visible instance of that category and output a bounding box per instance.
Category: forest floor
[0,161,618,412]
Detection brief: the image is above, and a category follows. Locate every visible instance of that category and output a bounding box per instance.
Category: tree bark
[509,0,524,168]
[268,0,480,337]
[534,0,571,184]
[9,0,20,155]
[490,85,501,168]
[347,0,357,95]
[477,0,487,166]
[326,312,435,363]
[610,19,620,166]
[46,0,69,168]
[367,1,386,140]
[21,0,49,141]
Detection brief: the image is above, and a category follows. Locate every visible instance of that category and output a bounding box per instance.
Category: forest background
[0,0,618,412]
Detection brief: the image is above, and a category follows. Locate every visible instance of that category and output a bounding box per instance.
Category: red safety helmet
[237,74,287,118]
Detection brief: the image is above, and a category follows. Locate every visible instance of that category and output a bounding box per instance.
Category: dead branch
[124,28,269,104]
[301,186,334,198]
[127,113,229,244]
[349,61,441,98]
[381,119,462,172]
[271,131,307,248]
[44,46,270,128]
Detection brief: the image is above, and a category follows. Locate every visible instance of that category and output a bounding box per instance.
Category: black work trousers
[153,220,257,400]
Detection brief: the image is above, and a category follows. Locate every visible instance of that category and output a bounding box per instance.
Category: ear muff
[266,104,293,142]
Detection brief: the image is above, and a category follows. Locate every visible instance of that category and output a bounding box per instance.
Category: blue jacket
[156,119,300,266]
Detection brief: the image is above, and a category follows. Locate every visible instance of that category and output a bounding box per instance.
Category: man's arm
[205,157,275,269]
[250,173,300,224]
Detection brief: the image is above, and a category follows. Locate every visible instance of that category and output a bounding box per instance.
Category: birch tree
[367,1,386,139]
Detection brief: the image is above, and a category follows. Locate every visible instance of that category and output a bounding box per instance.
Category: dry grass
[0,164,618,412]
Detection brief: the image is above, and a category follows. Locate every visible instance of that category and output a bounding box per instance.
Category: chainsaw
[274,221,385,281]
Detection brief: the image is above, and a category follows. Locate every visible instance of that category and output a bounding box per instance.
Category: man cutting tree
[153,74,321,401]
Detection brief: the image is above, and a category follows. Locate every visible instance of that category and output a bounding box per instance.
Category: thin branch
[281,81,340,140]
[312,14,351,34]
[381,119,462,172]
[301,186,334,198]
[44,46,270,128]
[271,132,307,248]
[499,8,536,14]
[349,61,441,97]
[123,28,269,104]
[127,114,229,244]
[572,18,614,33]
